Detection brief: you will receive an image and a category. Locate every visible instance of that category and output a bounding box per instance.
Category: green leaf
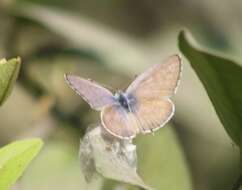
[178,30,242,147]
[0,57,21,106]
[0,138,43,190]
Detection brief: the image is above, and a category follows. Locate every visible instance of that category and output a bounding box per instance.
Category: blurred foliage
[0,139,43,190]
[0,0,241,190]
[179,30,242,151]
[0,57,21,106]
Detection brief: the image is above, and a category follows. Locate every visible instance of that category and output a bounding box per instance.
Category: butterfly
[64,55,182,139]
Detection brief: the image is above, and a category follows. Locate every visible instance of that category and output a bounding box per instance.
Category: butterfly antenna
[99,81,116,92]
[85,77,115,92]
[105,84,115,92]
[120,74,138,91]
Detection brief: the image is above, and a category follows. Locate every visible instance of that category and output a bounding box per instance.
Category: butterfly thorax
[115,91,132,112]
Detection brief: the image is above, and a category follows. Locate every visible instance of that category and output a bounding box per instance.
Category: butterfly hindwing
[101,98,174,139]
[131,98,174,133]
[65,74,114,110]
[101,105,139,139]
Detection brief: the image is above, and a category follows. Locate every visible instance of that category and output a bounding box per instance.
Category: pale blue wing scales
[65,74,114,110]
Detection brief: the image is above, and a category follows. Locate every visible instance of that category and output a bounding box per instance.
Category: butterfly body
[114,91,136,113]
[65,55,182,139]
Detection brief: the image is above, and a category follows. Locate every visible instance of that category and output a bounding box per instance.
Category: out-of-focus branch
[3,18,98,136]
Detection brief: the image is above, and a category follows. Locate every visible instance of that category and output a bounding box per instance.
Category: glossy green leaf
[0,138,43,190]
[179,30,242,147]
[0,57,21,106]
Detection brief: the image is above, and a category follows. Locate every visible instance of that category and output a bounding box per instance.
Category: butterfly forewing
[65,74,114,110]
[126,55,181,99]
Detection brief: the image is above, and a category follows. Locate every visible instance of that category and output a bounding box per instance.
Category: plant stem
[232,174,242,190]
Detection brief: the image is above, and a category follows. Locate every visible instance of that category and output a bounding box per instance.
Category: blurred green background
[0,0,241,190]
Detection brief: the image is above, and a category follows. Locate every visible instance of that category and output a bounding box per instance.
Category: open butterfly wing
[101,98,174,138]
[101,105,139,139]
[65,74,114,110]
[126,55,181,133]
[126,55,182,99]
[132,98,174,133]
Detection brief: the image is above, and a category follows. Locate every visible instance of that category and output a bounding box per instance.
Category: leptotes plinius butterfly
[64,55,182,139]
